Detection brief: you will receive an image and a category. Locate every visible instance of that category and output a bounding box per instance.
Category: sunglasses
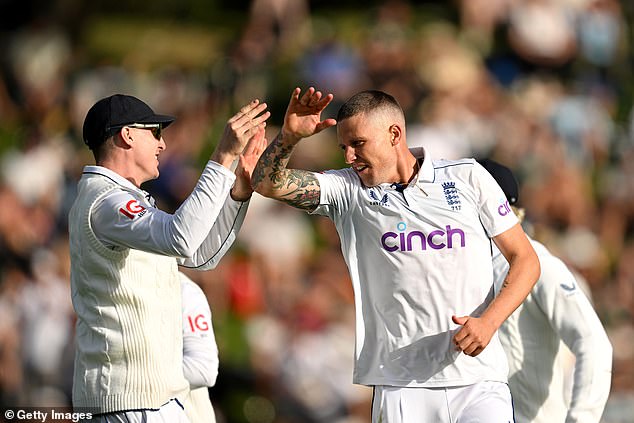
[107,123,162,140]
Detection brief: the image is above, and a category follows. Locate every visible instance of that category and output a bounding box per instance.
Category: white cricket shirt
[492,239,613,423]
[180,273,218,423]
[312,147,518,387]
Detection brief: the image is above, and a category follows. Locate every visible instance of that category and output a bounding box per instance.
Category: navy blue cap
[477,158,519,205]
[82,94,175,149]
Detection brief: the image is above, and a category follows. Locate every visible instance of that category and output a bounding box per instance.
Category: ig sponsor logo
[187,314,209,332]
[381,222,466,252]
[119,199,147,219]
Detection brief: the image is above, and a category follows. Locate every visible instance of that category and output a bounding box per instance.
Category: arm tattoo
[278,170,320,210]
[252,133,321,211]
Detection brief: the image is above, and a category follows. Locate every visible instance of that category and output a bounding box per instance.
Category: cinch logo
[498,200,512,216]
[381,222,466,252]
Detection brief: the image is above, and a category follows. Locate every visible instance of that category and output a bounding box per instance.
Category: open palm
[232,126,267,201]
[283,87,337,140]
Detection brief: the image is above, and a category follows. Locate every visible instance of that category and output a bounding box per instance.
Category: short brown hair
[337,90,404,122]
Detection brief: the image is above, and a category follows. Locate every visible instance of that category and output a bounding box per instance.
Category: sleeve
[531,247,613,423]
[179,195,249,270]
[311,169,354,219]
[470,161,518,238]
[91,161,236,259]
[181,274,220,389]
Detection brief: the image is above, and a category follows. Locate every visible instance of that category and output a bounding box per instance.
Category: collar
[82,165,152,201]
[409,147,434,183]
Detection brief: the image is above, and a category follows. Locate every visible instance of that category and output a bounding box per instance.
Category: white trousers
[85,399,190,423]
[372,381,515,423]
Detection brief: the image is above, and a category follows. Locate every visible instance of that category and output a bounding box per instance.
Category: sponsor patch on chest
[368,189,390,207]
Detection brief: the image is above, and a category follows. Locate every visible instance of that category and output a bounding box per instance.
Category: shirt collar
[82,165,154,204]
[409,146,435,183]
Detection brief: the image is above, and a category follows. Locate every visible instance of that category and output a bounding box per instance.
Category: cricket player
[480,158,613,423]
[70,94,267,421]
[180,271,219,423]
[252,87,540,422]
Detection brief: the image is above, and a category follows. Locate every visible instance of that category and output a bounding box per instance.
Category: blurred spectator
[0,264,26,406]
[576,0,627,69]
[278,250,366,422]
[457,0,510,54]
[0,135,71,209]
[19,243,74,406]
[239,0,312,66]
[548,89,614,167]
[238,195,315,315]
[361,0,424,115]
[506,0,579,69]
[6,24,72,134]
[297,28,368,112]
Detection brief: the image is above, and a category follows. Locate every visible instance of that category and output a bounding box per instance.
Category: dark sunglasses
[106,123,162,140]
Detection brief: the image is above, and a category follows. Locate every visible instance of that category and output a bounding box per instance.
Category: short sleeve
[311,169,356,219]
[471,161,518,238]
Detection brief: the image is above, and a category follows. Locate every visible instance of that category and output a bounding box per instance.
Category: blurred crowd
[0,0,633,422]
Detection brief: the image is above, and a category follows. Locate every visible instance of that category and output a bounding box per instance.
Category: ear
[389,124,403,146]
[115,126,134,148]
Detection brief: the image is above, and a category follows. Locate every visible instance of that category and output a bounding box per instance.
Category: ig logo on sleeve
[119,199,147,219]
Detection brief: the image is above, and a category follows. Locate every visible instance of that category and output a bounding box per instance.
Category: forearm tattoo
[253,133,320,211]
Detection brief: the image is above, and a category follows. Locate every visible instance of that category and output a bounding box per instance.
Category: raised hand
[212,99,270,168]
[282,87,337,143]
[231,126,268,201]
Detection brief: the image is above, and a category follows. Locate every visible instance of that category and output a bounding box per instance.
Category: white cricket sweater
[69,174,189,413]
[492,239,612,423]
